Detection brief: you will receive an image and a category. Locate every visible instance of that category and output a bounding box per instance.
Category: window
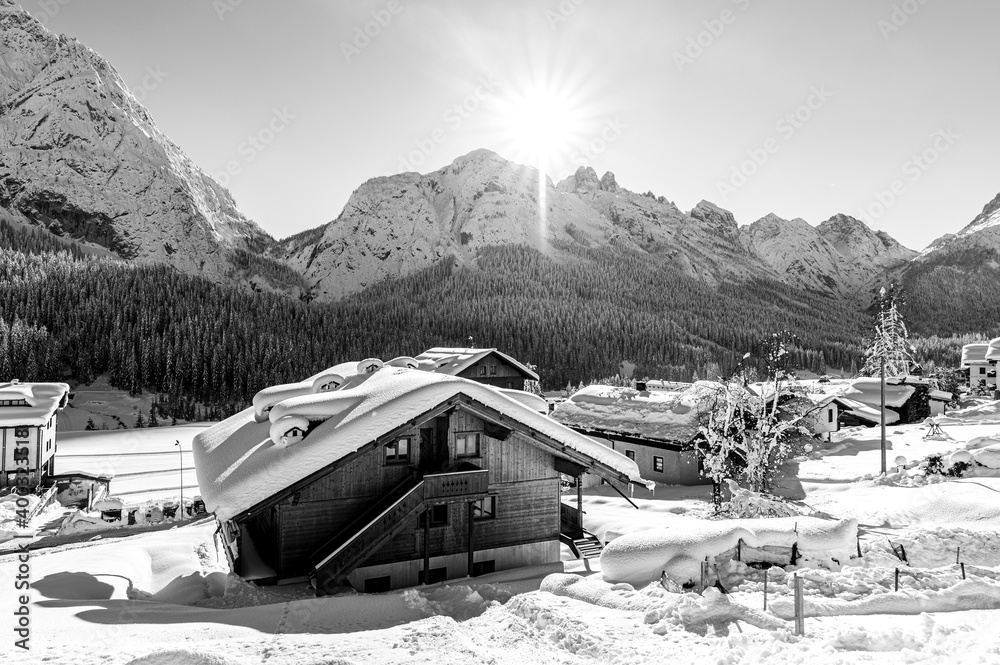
[418,567,448,584]
[384,437,410,464]
[363,576,392,593]
[981,367,987,375]
[489,364,496,376]
[455,432,481,457]
[479,365,487,376]
[420,504,449,527]
[13,447,29,463]
[827,409,834,423]
[472,496,496,520]
[14,427,29,439]
[472,560,496,577]
[625,450,635,461]
[653,456,664,473]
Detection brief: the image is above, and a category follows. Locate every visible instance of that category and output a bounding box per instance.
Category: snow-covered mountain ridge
[275,149,918,302]
[0,0,273,280]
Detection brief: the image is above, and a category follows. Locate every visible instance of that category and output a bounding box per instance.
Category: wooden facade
[229,395,609,593]
[582,430,706,487]
[455,353,534,391]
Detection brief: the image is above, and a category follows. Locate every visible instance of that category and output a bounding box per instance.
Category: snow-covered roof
[549,382,721,443]
[843,378,915,409]
[414,348,540,381]
[961,343,990,366]
[194,365,646,522]
[928,390,953,402]
[0,380,69,426]
[832,397,900,426]
[987,338,1000,363]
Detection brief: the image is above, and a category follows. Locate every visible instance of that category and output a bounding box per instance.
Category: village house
[193,357,647,594]
[810,376,951,427]
[961,342,996,389]
[413,347,540,392]
[549,384,707,487]
[987,338,1000,393]
[0,379,70,490]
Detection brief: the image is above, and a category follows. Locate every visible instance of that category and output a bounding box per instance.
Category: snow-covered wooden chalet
[0,379,70,489]
[413,347,540,392]
[193,358,647,594]
[549,384,708,487]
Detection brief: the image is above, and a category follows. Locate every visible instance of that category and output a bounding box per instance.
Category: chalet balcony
[423,462,488,501]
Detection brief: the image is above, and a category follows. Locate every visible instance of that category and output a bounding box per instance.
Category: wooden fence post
[793,574,804,636]
[763,569,768,611]
[894,567,899,592]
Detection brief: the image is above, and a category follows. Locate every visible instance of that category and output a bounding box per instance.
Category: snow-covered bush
[724,480,798,518]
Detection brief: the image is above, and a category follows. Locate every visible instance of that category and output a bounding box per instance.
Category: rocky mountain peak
[600,171,619,192]
[0,3,272,280]
[958,191,1000,237]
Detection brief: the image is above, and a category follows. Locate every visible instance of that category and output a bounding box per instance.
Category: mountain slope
[900,190,1000,336]
[0,0,274,281]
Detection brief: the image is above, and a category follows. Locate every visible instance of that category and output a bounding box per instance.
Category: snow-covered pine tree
[861,285,915,377]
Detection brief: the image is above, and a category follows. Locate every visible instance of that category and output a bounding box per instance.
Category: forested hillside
[900,246,1000,339]
[1,220,875,416]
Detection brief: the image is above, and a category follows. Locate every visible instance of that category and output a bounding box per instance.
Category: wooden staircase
[312,478,426,594]
[571,534,604,559]
[559,500,603,559]
[310,464,489,594]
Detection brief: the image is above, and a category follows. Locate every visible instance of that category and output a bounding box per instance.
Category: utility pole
[880,357,887,475]
[175,440,184,519]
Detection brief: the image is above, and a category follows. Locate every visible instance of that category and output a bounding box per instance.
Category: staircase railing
[313,480,426,590]
[308,471,419,564]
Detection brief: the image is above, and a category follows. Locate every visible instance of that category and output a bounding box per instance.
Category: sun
[498,85,585,173]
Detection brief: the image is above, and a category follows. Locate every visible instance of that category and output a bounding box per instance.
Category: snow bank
[195,365,649,521]
[30,523,228,604]
[600,516,858,585]
[769,578,1000,619]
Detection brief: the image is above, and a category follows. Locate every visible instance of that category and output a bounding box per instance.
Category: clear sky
[35,0,1000,250]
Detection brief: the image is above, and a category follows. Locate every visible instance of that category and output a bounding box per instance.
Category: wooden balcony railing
[424,464,488,500]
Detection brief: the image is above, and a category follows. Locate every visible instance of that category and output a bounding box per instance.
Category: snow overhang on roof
[0,381,70,427]
[193,364,646,522]
[961,344,990,366]
[831,397,900,426]
[550,382,721,444]
[414,347,540,381]
[987,338,1000,363]
[844,378,915,409]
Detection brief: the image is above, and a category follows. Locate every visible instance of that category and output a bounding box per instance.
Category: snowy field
[3,400,1000,664]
